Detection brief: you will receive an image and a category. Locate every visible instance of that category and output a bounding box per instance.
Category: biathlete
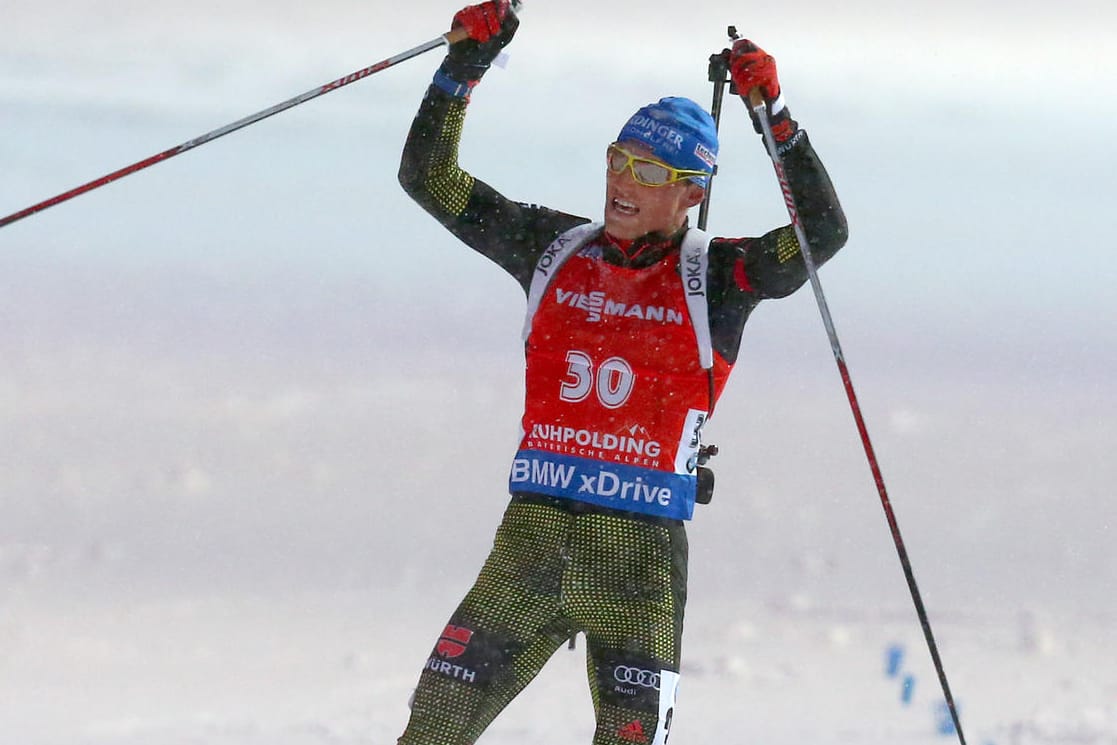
[394,2,847,744]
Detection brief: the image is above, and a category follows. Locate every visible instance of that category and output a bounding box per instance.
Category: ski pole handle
[444,27,471,44]
[696,26,740,231]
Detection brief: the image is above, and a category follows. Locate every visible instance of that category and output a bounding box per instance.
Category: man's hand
[729,39,800,148]
[728,39,780,103]
[452,0,518,45]
[442,0,520,86]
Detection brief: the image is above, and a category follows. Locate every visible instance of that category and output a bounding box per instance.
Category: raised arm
[721,40,849,300]
[706,40,849,363]
[398,1,587,290]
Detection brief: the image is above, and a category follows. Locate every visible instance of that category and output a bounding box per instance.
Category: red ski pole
[747,85,969,745]
[0,27,470,230]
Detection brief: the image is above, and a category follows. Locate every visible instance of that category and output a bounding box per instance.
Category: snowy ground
[1,270,1114,744]
[3,583,1115,745]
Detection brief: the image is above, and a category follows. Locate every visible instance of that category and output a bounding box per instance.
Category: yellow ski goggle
[606,143,709,187]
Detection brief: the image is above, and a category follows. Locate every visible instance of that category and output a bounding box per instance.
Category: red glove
[728,39,800,149]
[728,39,781,102]
[452,0,517,44]
[441,0,519,90]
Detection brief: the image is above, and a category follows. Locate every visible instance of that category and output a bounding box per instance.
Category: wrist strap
[433,68,477,99]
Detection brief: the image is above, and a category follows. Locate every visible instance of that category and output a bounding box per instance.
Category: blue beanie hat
[616,97,719,187]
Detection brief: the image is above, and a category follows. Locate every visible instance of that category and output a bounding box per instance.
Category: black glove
[441,0,520,86]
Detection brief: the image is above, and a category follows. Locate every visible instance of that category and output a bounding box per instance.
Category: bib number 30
[559,351,635,409]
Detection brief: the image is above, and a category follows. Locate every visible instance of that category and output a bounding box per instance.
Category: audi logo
[613,665,661,689]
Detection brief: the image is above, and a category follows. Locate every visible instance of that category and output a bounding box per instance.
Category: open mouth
[611,197,639,216]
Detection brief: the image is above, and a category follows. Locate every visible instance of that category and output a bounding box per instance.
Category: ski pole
[0,25,477,230]
[697,26,740,231]
[747,86,968,745]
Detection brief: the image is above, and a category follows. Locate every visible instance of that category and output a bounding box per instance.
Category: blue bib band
[509,449,697,521]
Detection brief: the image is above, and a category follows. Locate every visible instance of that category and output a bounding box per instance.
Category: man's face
[603,141,707,241]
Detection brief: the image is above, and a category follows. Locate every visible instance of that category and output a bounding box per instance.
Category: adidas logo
[617,719,648,743]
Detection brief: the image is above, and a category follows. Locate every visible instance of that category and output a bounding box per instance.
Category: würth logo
[617,720,648,743]
[435,625,473,658]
